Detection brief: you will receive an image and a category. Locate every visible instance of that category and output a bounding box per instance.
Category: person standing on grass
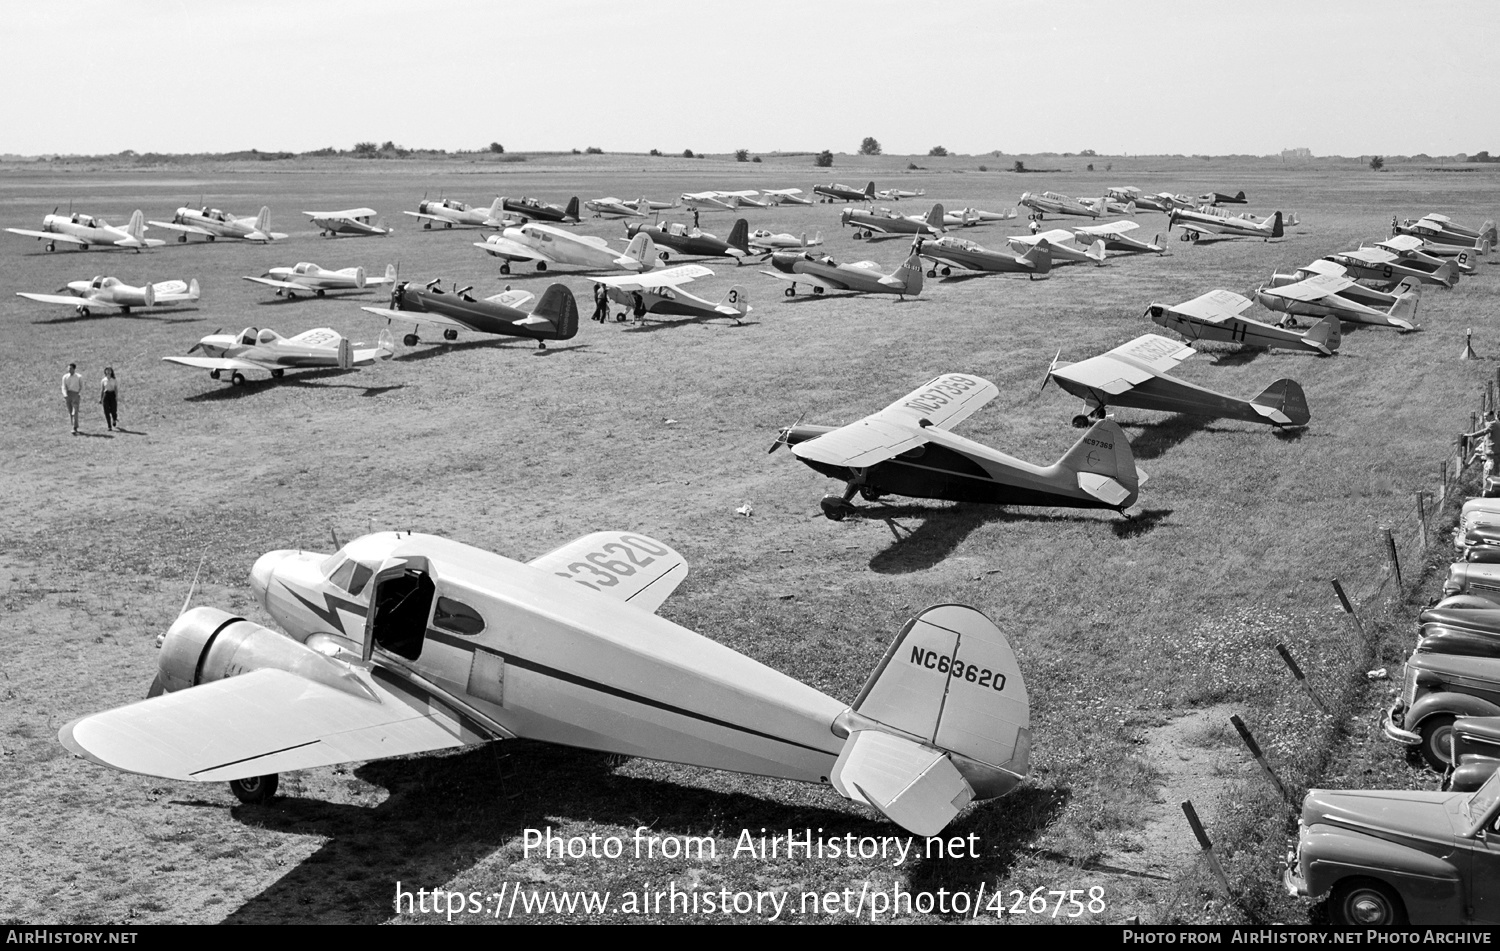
[60,362,84,435]
[100,367,119,431]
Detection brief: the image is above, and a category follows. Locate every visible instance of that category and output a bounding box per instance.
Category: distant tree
[488,142,504,154]
[571,148,581,154]
[1471,150,1493,163]
[649,148,661,156]
[907,162,919,170]
[585,146,603,154]
[734,148,750,162]
[354,141,378,156]
[928,145,948,157]
[682,148,696,158]
[1080,149,1097,157]
[978,165,988,172]
[1369,155,1385,171]
[1086,163,1094,171]
[1013,160,1026,173]
[859,137,882,156]
[814,150,833,168]
[990,150,1003,158]
[380,140,397,152]
[751,156,762,163]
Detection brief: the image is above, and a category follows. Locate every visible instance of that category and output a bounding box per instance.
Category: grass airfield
[1,154,1496,925]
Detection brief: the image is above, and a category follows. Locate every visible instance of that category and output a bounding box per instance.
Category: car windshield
[1461,768,1500,836]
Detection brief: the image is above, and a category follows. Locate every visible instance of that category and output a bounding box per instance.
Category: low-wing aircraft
[163,326,393,385]
[1167,207,1283,243]
[950,206,1015,223]
[304,208,394,237]
[7,210,165,252]
[148,205,287,243]
[813,181,877,203]
[625,219,751,263]
[243,263,398,298]
[1017,191,1106,219]
[584,196,654,219]
[1376,234,1478,275]
[760,248,924,298]
[1393,214,1496,250]
[403,197,509,229]
[474,223,658,275]
[1255,270,1419,331]
[715,190,772,208]
[17,276,201,317]
[362,280,579,348]
[842,203,947,240]
[58,529,1031,837]
[1321,247,1458,288]
[1198,190,1248,205]
[1072,220,1165,255]
[1044,333,1310,429]
[1147,290,1341,356]
[1008,229,1106,266]
[769,373,1146,520]
[679,192,738,213]
[1132,192,1195,213]
[761,188,814,206]
[748,229,824,254]
[919,236,1053,279]
[501,196,580,224]
[875,186,925,201]
[591,265,750,325]
[1077,196,1137,217]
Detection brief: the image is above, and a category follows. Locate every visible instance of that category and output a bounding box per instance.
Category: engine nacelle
[156,606,375,701]
[1267,271,1300,287]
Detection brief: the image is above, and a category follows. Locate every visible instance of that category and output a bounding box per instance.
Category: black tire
[784,287,794,298]
[403,333,419,347]
[231,372,246,386]
[443,329,458,341]
[500,264,511,275]
[927,268,937,278]
[1419,714,1458,771]
[820,496,849,521]
[271,369,284,379]
[536,262,547,272]
[812,286,824,295]
[1329,878,1406,927]
[210,369,221,380]
[315,289,325,297]
[229,774,279,804]
[1072,415,1091,429]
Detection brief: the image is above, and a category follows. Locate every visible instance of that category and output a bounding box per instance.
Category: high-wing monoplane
[874,187,925,201]
[769,373,1146,519]
[148,205,287,243]
[1375,235,1477,275]
[591,265,750,324]
[919,236,1052,279]
[584,196,655,219]
[1077,196,1137,217]
[1044,333,1310,429]
[842,203,947,240]
[950,206,1015,224]
[501,196,580,224]
[1167,207,1283,243]
[304,208,394,237]
[362,280,579,348]
[761,188,813,206]
[1008,229,1106,266]
[748,229,824,254]
[1072,220,1165,255]
[1147,290,1341,356]
[243,263,398,298]
[625,219,751,263]
[679,192,738,213]
[1254,271,1418,331]
[7,210,165,252]
[403,197,509,229]
[1321,247,1458,288]
[474,224,658,275]
[59,530,1031,837]
[813,181,876,203]
[163,326,393,385]
[1393,214,1496,251]
[1017,192,1106,219]
[17,276,201,317]
[760,248,924,298]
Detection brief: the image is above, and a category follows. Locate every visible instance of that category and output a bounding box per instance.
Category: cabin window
[433,597,485,636]
[241,330,259,346]
[329,559,375,597]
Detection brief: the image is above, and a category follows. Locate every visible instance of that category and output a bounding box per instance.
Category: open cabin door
[362,555,434,663]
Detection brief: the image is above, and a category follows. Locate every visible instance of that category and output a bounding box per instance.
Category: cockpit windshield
[257,329,277,344]
[239,328,259,346]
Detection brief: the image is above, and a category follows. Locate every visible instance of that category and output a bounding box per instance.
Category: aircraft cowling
[155,606,375,701]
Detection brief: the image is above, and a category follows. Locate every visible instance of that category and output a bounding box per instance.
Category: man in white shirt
[60,362,83,434]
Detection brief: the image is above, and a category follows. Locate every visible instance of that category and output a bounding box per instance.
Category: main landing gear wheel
[1072,414,1092,429]
[423,222,431,230]
[784,287,795,297]
[228,774,279,804]
[78,306,91,317]
[927,268,938,278]
[1328,879,1406,927]
[178,234,188,243]
[659,251,670,262]
[403,333,420,346]
[210,369,221,380]
[315,289,326,297]
[820,496,854,521]
[45,242,55,252]
[231,372,247,386]
[499,263,511,275]
[812,286,824,295]
[271,369,284,379]
[858,487,884,502]
[443,329,458,341]
[941,266,952,276]
[535,262,548,272]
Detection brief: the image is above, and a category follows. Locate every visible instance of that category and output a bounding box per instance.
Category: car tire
[1329,878,1407,927]
[1419,714,1458,771]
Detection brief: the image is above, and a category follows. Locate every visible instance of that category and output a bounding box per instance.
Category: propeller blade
[146,673,164,699]
[1040,347,1062,393]
[180,549,208,617]
[767,413,805,453]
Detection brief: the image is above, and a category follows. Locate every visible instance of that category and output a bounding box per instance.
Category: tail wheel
[1419,714,1457,771]
[1328,879,1406,927]
[228,774,279,804]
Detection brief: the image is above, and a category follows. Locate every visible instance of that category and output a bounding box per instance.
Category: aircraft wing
[147,220,215,237]
[473,236,546,263]
[1051,335,1195,395]
[1075,221,1139,237]
[1171,290,1254,324]
[593,264,713,291]
[1299,259,1347,278]
[1262,273,1352,302]
[1011,229,1075,246]
[362,306,472,332]
[793,374,999,468]
[758,269,852,292]
[162,356,272,372]
[58,665,495,784]
[242,276,309,291]
[485,289,535,308]
[16,292,109,307]
[1340,247,1394,265]
[402,211,453,224]
[7,228,88,245]
[527,531,688,614]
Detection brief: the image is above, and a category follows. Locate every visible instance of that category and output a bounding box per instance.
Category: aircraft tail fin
[187,278,201,301]
[1435,260,1460,287]
[488,197,506,220]
[142,282,156,308]
[1055,419,1143,509]
[1284,212,1299,227]
[1124,201,1137,216]
[1235,191,1247,201]
[621,232,657,268]
[1303,314,1342,355]
[1388,288,1419,330]
[532,283,580,340]
[1269,211,1284,239]
[722,285,749,316]
[727,217,750,254]
[863,181,876,200]
[1479,237,1492,255]
[1086,239,1106,264]
[1021,239,1052,276]
[926,203,946,231]
[1392,276,1422,298]
[1090,196,1107,215]
[830,604,1029,835]
[337,337,354,370]
[886,251,924,296]
[1480,220,1496,245]
[811,230,823,246]
[384,264,397,284]
[1250,379,1310,427]
[125,209,146,243]
[255,206,271,236]
[564,197,580,222]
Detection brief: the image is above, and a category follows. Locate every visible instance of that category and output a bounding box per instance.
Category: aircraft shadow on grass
[863,503,1144,574]
[620,316,757,334]
[1115,415,1220,462]
[212,739,1061,924]
[182,368,406,402]
[255,295,380,307]
[34,308,202,326]
[392,340,590,363]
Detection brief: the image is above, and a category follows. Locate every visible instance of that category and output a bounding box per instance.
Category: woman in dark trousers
[99,367,119,431]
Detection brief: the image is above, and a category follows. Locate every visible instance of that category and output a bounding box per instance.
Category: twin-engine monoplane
[591,265,750,324]
[1044,333,1310,429]
[58,529,1031,837]
[243,263,398,298]
[1148,291,1342,356]
[7,210,165,251]
[148,206,286,243]
[362,280,579,348]
[163,326,393,385]
[303,208,394,237]
[760,249,924,298]
[17,276,201,317]
[770,373,1146,519]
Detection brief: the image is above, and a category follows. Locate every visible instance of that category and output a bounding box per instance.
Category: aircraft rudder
[565,197,580,221]
[1304,314,1341,354]
[256,206,271,234]
[863,181,876,199]
[534,283,580,339]
[126,209,145,241]
[1270,211,1284,238]
[188,278,200,299]
[926,203,945,230]
[728,218,750,253]
[724,284,749,315]
[1390,288,1419,328]
[898,251,924,295]
[1251,379,1311,427]
[1057,419,1141,507]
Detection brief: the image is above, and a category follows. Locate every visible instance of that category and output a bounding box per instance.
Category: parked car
[1383,648,1500,769]
[1448,716,1500,792]
[1284,766,1500,924]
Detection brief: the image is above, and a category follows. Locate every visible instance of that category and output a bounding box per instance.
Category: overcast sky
[4,0,1495,157]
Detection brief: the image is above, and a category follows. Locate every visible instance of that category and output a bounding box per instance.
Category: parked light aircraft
[1072,221,1165,255]
[148,206,286,243]
[813,181,876,203]
[1133,192,1195,213]
[163,327,393,385]
[1148,290,1341,356]
[403,197,508,229]
[501,196,580,224]
[1321,247,1458,288]
[1008,230,1106,266]
[1017,192,1106,219]
[842,204,948,240]
[1253,272,1418,331]
[715,190,772,209]
[1393,214,1496,250]
[1376,235,1477,275]
[474,224,658,275]
[1077,197,1137,217]
[362,280,579,348]
[760,249,924,298]
[7,210,165,252]
[57,530,1031,837]
[874,187,925,201]
[769,374,1146,520]
[1199,190,1248,205]
[950,206,1015,223]
[919,236,1052,279]
[761,188,813,206]
[304,208,393,237]
[243,263,398,299]
[17,277,200,317]
[584,197,653,219]
[1044,333,1310,429]
[680,192,737,213]
[748,229,823,254]
[591,265,750,324]
[625,219,750,263]
[1168,208,1283,243]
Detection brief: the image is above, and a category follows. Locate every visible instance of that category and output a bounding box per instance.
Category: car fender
[1302,826,1462,922]
[1408,691,1500,733]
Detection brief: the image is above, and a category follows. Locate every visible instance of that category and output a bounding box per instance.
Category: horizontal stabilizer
[1303,314,1342,355]
[1249,379,1310,427]
[1077,472,1132,506]
[832,730,973,837]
